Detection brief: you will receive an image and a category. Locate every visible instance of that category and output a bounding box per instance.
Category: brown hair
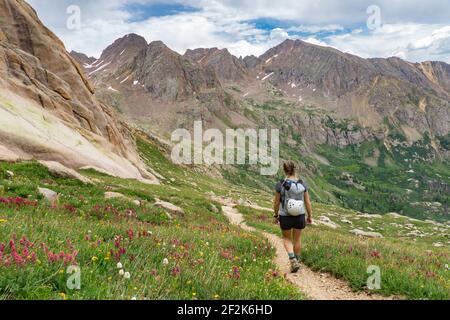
[283,160,296,176]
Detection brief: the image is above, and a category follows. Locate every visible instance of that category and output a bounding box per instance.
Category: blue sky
[122,2,199,22]
[27,0,450,63]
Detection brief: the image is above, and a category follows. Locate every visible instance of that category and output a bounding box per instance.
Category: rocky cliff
[0,0,158,183]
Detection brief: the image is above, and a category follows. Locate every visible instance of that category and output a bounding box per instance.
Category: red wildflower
[230,266,241,280]
[370,250,381,258]
[171,266,181,277]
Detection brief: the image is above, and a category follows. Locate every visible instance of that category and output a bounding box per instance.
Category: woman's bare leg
[282,229,294,254]
[293,229,302,257]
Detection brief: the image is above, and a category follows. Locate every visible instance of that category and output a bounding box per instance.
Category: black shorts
[279,215,306,231]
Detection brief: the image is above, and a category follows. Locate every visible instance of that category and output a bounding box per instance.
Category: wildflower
[119,269,125,276]
[192,292,197,296]
[124,272,131,279]
[59,292,67,300]
[370,250,381,258]
[91,256,98,262]
[171,266,181,277]
[0,219,7,224]
[213,294,220,299]
[117,262,123,269]
[162,258,169,266]
[230,266,241,280]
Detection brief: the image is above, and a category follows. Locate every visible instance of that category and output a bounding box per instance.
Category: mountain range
[71,32,450,150]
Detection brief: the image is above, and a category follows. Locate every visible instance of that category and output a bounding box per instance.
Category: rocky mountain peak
[122,40,223,101]
[70,50,96,67]
[100,33,147,60]
[184,47,248,82]
[73,33,148,84]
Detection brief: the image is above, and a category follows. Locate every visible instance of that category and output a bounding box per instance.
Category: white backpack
[281,180,306,216]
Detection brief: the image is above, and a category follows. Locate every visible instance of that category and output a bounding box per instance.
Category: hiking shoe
[290,258,300,273]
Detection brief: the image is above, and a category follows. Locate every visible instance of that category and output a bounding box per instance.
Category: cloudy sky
[27,0,450,63]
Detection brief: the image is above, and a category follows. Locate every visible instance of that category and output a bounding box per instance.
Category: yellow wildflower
[91,256,98,262]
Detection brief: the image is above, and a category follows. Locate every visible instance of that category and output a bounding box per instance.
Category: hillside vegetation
[1,135,448,300]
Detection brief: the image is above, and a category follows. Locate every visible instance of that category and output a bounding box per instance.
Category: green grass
[236,204,450,300]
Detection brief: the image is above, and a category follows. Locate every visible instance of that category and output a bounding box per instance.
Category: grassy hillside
[0,134,448,300]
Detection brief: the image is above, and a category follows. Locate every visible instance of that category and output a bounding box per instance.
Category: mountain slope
[0,0,157,183]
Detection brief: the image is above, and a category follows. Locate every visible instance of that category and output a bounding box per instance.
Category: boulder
[433,242,444,248]
[210,204,220,213]
[39,161,93,184]
[350,229,383,238]
[104,192,127,200]
[341,219,353,225]
[316,216,340,229]
[359,213,382,219]
[319,216,331,223]
[320,221,340,229]
[387,212,403,218]
[154,199,184,218]
[132,200,141,206]
[38,187,58,203]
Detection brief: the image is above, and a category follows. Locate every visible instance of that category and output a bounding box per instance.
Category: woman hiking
[274,161,313,273]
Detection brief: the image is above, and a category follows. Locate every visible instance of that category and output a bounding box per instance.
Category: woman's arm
[273,193,281,220]
[304,191,313,224]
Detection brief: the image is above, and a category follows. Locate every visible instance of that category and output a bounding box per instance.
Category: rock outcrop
[0,0,158,183]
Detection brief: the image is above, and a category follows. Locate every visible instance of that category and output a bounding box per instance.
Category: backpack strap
[280,179,287,209]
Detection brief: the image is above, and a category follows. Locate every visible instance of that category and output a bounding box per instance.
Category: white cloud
[26,0,450,63]
[326,23,450,63]
[287,24,344,33]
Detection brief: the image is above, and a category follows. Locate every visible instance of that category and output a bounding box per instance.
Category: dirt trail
[219,198,394,300]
